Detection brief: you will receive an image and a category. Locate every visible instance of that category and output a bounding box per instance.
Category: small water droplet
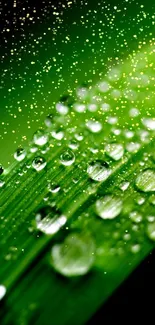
[14,148,26,161]
[68,139,79,150]
[86,120,102,133]
[32,157,47,171]
[101,103,110,112]
[98,81,110,93]
[96,195,123,219]
[147,216,155,223]
[48,183,60,194]
[51,233,95,277]
[135,169,155,192]
[87,160,111,182]
[73,103,86,113]
[131,244,141,254]
[51,129,64,140]
[87,103,97,112]
[76,85,89,100]
[136,196,145,205]
[56,103,69,115]
[35,206,66,235]
[119,181,130,191]
[129,211,142,223]
[45,114,53,127]
[107,116,118,125]
[33,129,48,146]
[0,180,5,188]
[105,143,124,161]
[126,142,141,153]
[129,108,139,117]
[60,149,75,166]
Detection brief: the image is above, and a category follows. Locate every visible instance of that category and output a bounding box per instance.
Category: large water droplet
[96,195,123,219]
[35,206,66,235]
[105,143,124,161]
[87,160,111,182]
[60,149,75,166]
[51,233,95,277]
[142,118,155,131]
[14,148,26,161]
[135,169,155,192]
[32,157,47,171]
[33,129,48,146]
[0,285,6,300]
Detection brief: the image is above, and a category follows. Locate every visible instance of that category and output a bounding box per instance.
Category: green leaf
[0,2,155,325]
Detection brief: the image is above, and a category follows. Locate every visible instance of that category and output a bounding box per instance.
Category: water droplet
[149,195,155,205]
[68,139,79,150]
[35,206,66,235]
[107,116,118,125]
[86,120,102,133]
[76,85,89,99]
[0,285,6,300]
[142,118,155,131]
[32,157,47,171]
[126,142,141,153]
[119,181,130,191]
[98,81,110,92]
[123,233,131,241]
[136,196,145,205]
[51,129,64,140]
[147,223,155,241]
[51,233,95,277]
[45,114,53,127]
[101,103,110,112]
[87,160,111,182]
[73,103,86,113]
[87,104,97,112]
[48,183,60,194]
[33,129,48,146]
[105,143,124,161]
[0,180,5,188]
[96,195,123,219]
[129,211,142,223]
[60,149,75,166]
[129,108,139,117]
[135,169,155,192]
[14,148,26,161]
[30,146,38,153]
[131,244,141,254]
[147,216,155,223]
[56,103,69,115]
